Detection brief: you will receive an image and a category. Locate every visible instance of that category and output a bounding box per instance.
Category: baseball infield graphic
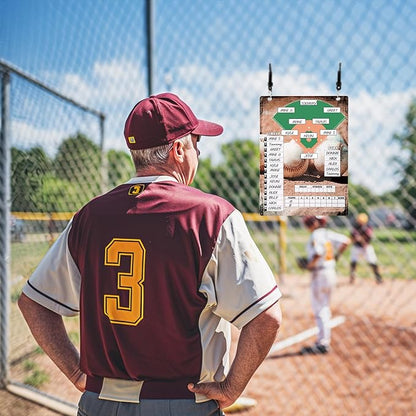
[260,96,348,216]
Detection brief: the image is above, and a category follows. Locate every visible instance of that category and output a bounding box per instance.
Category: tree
[192,157,215,192]
[33,173,85,212]
[107,149,135,188]
[219,140,259,211]
[11,133,104,213]
[348,183,378,216]
[391,98,416,228]
[193,139,259,212]
[54,132,101,186]
[11,146,52,211]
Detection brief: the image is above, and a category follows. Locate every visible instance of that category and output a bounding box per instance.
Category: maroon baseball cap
[124,93,223,150]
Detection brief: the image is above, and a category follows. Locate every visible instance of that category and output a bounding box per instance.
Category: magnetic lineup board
[259,96,348,216]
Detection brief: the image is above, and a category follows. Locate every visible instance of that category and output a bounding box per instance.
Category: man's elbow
[268,302,282,333]
[258,302,282,337]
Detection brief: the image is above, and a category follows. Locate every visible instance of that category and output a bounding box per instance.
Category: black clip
[268,63,273,101]
[336,62,342,100]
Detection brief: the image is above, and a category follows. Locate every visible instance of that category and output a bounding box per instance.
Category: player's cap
[124,93,223,150]
[356,213,369,224]
[303,216,317,227]
[303,215,327,227]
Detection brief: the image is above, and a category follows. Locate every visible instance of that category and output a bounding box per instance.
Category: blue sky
[1,0,416,194]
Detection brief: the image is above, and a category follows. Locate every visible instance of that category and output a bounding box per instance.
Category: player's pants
[77,391,224,416]
[310,268,336,347]
[350,244,378,265]
[77,391,223,416]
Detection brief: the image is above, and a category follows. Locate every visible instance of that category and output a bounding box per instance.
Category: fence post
[0,69,11,387]
[99,114,108,193]
[145,0,155,96]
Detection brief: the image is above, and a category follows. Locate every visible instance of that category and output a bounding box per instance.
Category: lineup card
[259,96,348,216]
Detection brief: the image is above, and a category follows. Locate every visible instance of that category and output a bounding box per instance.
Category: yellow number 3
[104,238,145,326]
[324,241,334,261]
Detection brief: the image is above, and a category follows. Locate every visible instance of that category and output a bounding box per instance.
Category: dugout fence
[0,59,106,412]
[2,0,416,414]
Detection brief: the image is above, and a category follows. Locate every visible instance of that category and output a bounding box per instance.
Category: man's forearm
[307,254,321,270]
[18,293,86,391]
[224,302,282,399]
[188,301,281,408]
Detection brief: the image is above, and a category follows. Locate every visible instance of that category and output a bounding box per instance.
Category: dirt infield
[237,275,416,416]
[4,275,416,415]
[241,318,416,415]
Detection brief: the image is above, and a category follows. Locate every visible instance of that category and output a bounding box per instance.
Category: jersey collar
[125,175,178,185]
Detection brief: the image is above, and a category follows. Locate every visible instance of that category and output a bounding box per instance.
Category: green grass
[22,359,50,388]
[9,241,51,306]
[11,241,50,279]
[24,367,50,388]
[249,226,416,280]
[68,330,80,346]
[23,360,37,372]
[10,228,416,285]
[10,287,21,303]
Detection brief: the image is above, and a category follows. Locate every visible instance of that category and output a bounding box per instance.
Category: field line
[267,315,346,356]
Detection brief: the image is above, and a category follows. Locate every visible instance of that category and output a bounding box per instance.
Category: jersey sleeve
[364,226,373,242]
[21,220,81,316]
[308,231,326,259]
[328,230,351,250]
[200,210,281,330]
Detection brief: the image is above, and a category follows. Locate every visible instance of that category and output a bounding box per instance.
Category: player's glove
[296,256,309,270]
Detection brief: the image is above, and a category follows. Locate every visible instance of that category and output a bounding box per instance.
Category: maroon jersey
[351,223,373,247]
[23,176,281,401]
[68,180,234,383]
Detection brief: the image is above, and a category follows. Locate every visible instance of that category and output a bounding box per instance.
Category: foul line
[267,315,346,356]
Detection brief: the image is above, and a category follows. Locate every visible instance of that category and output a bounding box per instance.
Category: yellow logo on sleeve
[128,184,145,195]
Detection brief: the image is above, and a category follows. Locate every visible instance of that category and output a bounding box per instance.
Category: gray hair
[130,134,192,170]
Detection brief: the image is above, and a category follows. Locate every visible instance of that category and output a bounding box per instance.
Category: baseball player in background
[350,213,383,284]
[18,93,282,416]
[299,216,350,354]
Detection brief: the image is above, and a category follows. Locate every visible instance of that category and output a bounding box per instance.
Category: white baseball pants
[310,269,336,347]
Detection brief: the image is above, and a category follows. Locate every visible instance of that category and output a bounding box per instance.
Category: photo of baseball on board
[259,96,348,216]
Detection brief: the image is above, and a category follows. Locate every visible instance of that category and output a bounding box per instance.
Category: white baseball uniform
[306,227,350,347]
[350,244,378,264]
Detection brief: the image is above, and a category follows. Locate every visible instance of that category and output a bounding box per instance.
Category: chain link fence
[2,0,416,414]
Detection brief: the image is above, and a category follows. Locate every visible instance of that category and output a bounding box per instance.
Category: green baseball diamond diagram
[273,100,345,129]
[273,99,346,149]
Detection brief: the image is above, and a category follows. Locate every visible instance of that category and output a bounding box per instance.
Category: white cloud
[18,60,416,195]
[349,89,416,193]
[171,64,333,161]
[11,110,102,155]
[59,73,95,104]
[39,59,148,152]
[172,64,415,194]
[54,59,146,112]
[11,119,71,154]
[92,59,147,104]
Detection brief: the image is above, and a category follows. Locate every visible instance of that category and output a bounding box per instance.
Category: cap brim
[192,119,223,137]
